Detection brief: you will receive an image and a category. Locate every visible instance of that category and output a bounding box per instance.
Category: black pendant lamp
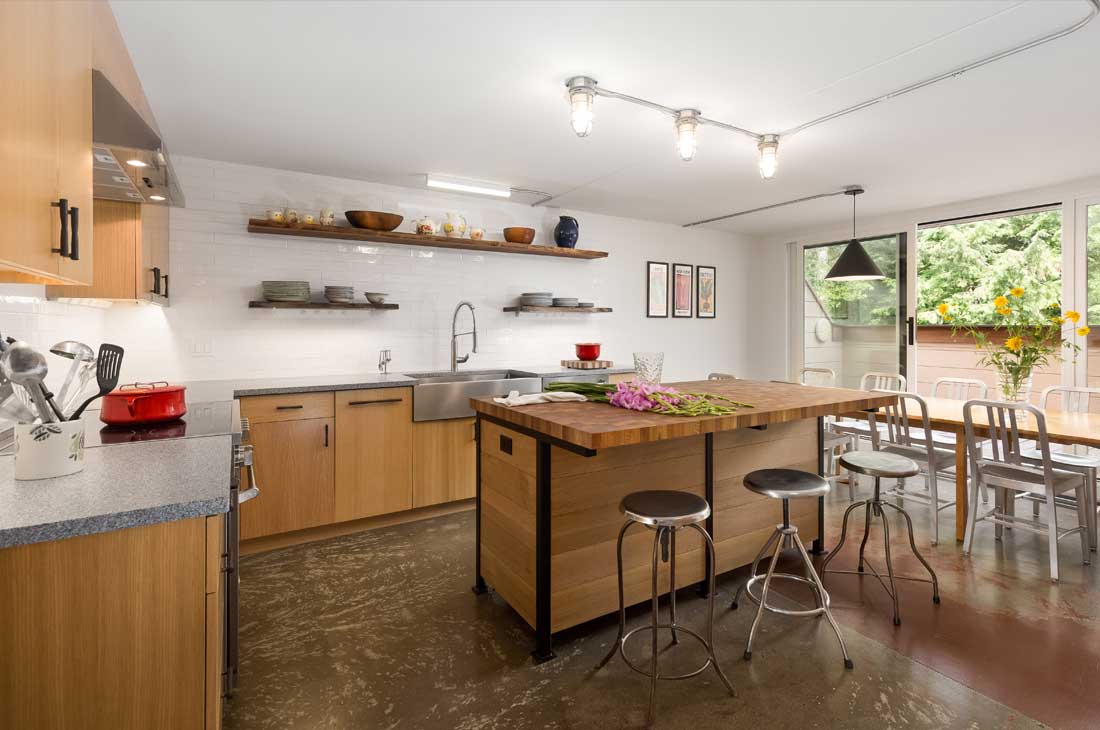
[824,186,884,281]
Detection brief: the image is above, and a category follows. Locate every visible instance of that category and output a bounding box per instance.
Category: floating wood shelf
[247,219,609,260]
[503,305,612,315]
[249,300,398,310]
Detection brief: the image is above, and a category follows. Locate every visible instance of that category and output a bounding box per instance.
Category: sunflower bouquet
[936,287,1088,403]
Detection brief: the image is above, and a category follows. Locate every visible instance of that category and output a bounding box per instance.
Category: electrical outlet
[186,336,214,358]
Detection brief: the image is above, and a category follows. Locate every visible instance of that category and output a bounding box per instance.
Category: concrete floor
[223,479,1099,730]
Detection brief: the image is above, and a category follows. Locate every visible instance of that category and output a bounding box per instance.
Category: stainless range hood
[92,69,184,207]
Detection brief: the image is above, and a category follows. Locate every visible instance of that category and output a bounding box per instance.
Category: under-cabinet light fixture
[425,174,512,199]
[126,159,147,168]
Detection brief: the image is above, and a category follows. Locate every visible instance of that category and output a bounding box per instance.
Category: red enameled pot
[99,382,188,425]
[575,343,601,361]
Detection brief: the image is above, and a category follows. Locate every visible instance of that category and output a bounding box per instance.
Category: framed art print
[646,261,669,318]
[696,266,715,318]
[672,263,693,317]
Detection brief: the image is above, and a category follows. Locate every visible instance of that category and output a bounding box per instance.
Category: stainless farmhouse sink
[407,370,542,421]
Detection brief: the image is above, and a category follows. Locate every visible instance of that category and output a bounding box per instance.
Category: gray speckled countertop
[183,365,636,400]
[0,434,231,549]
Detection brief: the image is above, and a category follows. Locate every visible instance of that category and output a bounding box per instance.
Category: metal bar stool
[821,451,940,625]
[730,469,853,669]
[597,490,734,727]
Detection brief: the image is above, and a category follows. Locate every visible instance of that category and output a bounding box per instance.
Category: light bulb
[126,159,148,168]
[757,134,779,179]
[674,110,699,162]
[566,77,597,138]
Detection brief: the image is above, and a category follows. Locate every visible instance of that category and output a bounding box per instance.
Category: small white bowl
[364,292,389,305]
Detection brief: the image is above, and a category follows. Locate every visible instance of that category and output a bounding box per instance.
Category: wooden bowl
[503,227,536,245]
[345,210,403,231]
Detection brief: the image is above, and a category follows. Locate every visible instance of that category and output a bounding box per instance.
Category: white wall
[0,156,756,391]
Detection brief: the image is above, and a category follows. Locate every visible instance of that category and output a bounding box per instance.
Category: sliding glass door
[1082,199,1100,410]
[801,235,907,389]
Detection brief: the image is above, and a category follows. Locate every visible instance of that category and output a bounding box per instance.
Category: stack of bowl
[262,281,310,302]
[552,297,578,308]
[324,286,354,303]
[520,292,553,307]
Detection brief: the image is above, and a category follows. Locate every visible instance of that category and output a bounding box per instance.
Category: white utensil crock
[14,419,85,480]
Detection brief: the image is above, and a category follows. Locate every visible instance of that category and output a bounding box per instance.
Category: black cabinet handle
[347,398,402,406]
[161,273,169,298]
[51,199,70,257]
[275,405,304,411]
[323,423,329,447]
[151,267,162,295]
[68,206,79,260]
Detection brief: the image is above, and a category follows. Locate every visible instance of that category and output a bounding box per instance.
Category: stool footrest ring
[617,624,714,681]
[742,573,831,617]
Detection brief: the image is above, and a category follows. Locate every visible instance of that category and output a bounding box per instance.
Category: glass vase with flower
[936,287,1088,414]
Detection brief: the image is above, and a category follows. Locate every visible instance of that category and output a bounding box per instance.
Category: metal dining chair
[830,372,908,499]
[799,368,851,481]
[917,377,991,503]
[962,399,1091,582]
[1018,386,1100,549]
[708,372,736,380]
[868,390,956,545]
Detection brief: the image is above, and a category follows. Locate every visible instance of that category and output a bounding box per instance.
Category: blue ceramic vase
[554,216,579,248]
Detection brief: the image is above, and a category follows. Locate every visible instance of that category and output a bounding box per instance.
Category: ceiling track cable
[683,186,864,228]
[537,0,1099,211]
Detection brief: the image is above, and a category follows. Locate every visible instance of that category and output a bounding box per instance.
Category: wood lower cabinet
[0,0,93,284]
[413,417,476,507]
[0,516,220,730]
[239,416,335,540]
[335,388,413,521]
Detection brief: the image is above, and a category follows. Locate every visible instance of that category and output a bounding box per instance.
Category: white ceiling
[111,0,1100,236]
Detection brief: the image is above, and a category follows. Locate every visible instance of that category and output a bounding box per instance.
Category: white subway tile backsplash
[1,155,757,386]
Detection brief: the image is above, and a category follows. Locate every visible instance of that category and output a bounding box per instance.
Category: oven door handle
[236,444,261,503]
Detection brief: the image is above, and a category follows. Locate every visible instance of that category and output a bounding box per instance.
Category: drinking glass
[633,352,664,383]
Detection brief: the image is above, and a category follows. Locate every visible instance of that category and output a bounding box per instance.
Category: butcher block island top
[470,378,897,451]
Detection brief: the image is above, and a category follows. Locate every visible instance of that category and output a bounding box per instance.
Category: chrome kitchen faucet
[450,301,478,372]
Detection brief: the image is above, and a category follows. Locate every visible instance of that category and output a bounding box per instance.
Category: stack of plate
[262,281,310,302]
[553,297,579,308]
[520,291,553,307]
[324,286,355,303]
[577,301,594,308]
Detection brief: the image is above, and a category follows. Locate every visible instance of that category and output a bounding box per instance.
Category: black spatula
[69,343,124,420]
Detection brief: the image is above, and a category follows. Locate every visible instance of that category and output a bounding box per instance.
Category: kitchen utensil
[0,382,37,422]
[69,344,124,420]
[575,343,601,361]
[50,340,95,407]
[633,352,664,384]
[0,342,59,422]
[61,360,96,415]
[503,227,535,244]
[346,210,404,231]
[561,359,614,370]
[13,418,85,480]
[364,292,389,304]
[99,382,187,425]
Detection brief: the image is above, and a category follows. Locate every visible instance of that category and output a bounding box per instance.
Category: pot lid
[111,381,186,395]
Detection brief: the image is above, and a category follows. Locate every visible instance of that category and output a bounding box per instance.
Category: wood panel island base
[470,379,895,661]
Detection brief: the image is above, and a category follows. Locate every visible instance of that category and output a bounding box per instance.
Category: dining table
[861,396,1100,542]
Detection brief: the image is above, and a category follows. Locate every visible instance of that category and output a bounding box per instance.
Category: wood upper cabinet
[0,0,94,285]
[46,199,170,303]
[238,411,335,540]
[335,388,413,521]
[413,418,476,508]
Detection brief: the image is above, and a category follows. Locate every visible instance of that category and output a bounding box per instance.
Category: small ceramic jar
[302,213,316,225]
[267,209,285,224]
[319,208,335,226]
[469,228,485,241]
[414,216,438,235]
[285,209,300,225]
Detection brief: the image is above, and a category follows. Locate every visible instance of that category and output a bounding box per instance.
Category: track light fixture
[674,110,700,162]
[757,134,779,180]
[567,76,597,137]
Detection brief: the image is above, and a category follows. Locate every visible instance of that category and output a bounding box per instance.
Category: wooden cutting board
[561,359,614,370]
